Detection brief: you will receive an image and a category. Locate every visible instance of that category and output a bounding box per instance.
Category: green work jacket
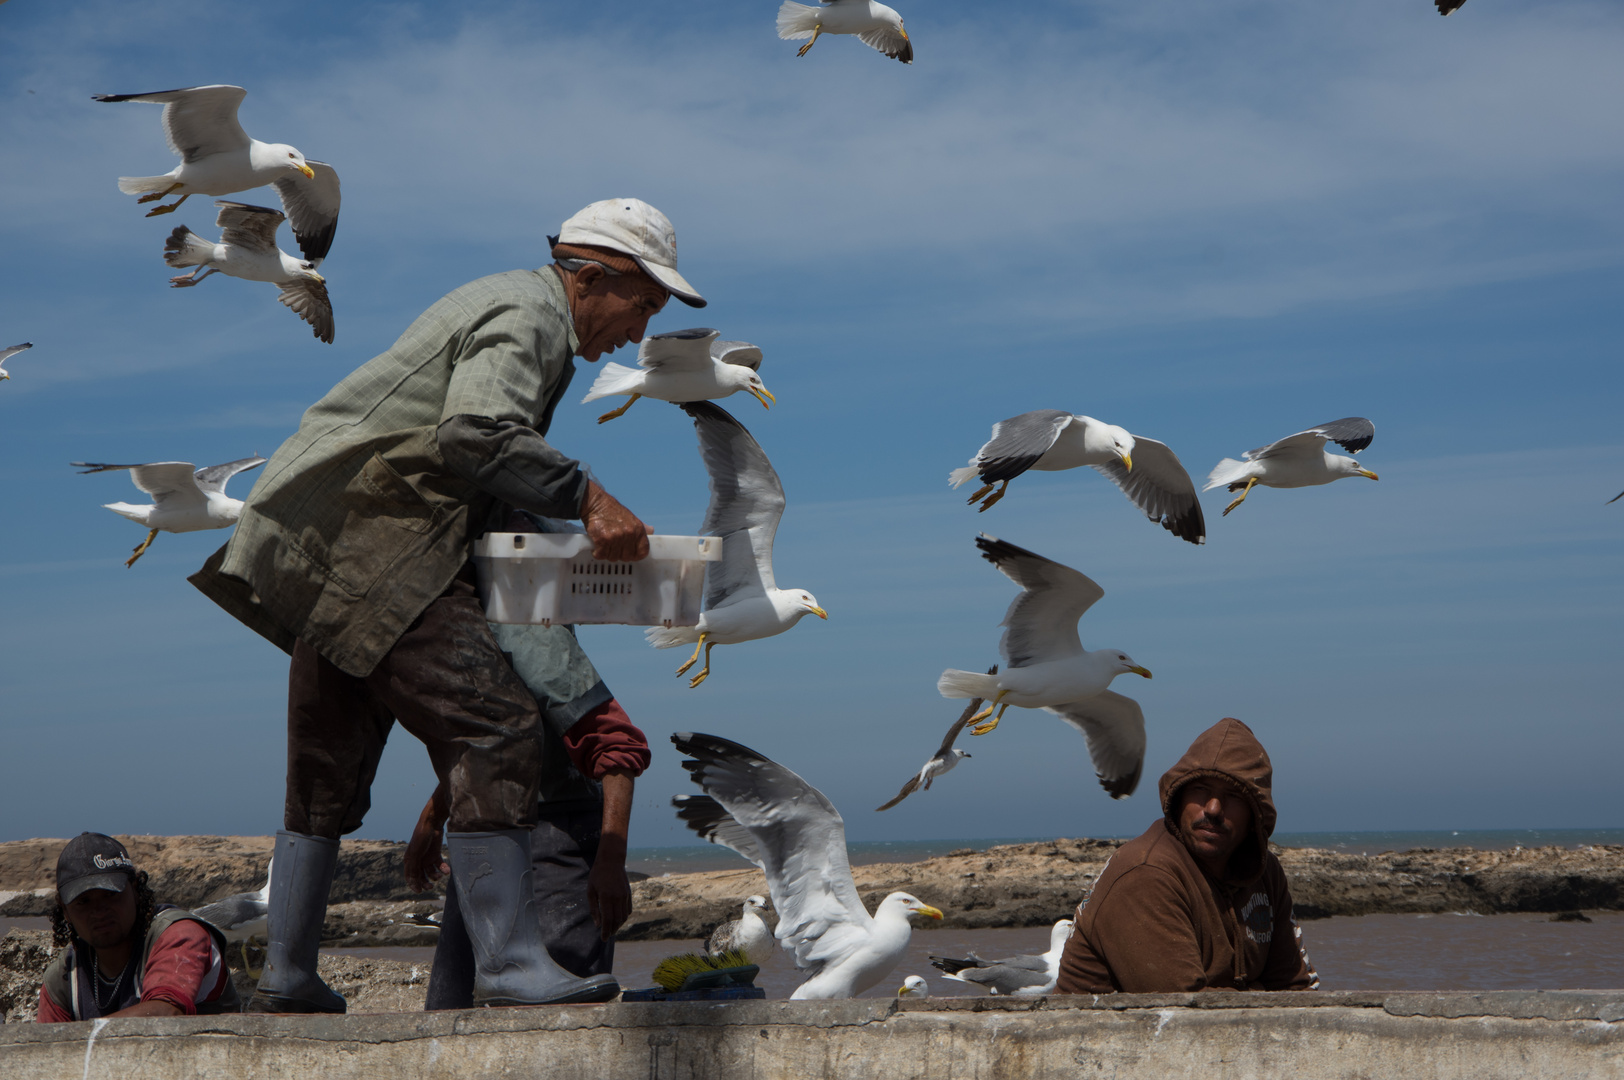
[190,268,585,677]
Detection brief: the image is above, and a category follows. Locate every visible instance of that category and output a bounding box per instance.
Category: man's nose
[1204,797,1225,819]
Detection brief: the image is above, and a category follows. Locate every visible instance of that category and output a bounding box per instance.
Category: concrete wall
[3,991,1621,1080]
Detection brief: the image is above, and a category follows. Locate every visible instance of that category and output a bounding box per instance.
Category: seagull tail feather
[776,0,821,40]
[117,174,178,196]
[938,669,999,701]
[581,362,644,403]
[163,226,214,269]
[1203,457,1250,492]
[948,465,980,489]
[646,625,702,649]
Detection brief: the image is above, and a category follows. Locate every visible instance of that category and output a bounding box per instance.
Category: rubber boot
[447,830,620,1006]
[248,830,347,1013]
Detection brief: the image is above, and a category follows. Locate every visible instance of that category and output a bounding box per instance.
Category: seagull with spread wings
[671,732,944,999]
[875,670,994,811]
[72,456,266,566]
[777,1,912,64]
[646,402,825,687]
[94,85,341,263]
[938,534,1150,800]
[1203,418,1378,517]
[0,342,33,381]
[929,918,1074,996]
[950,410,1205,544]
[582,328,774,423]
[164,201,334,343]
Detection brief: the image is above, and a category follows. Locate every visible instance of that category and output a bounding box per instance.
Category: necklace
[89,950,133,1014]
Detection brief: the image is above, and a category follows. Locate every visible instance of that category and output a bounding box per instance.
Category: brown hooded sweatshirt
[1056,718,1318,994]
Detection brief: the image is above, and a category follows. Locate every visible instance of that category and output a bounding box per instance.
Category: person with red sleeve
[405,512,651,1007]
[1056,718,1319,994]
[37,833,240,1022]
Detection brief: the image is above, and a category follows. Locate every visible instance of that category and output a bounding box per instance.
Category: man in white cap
[190,198,704,1013]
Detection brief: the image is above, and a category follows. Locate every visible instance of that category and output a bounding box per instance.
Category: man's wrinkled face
[571,266,669,362]
[1176,778,1252,872]
[63,882,138,949]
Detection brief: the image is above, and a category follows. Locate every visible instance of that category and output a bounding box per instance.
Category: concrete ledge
[3,991,1621,1079]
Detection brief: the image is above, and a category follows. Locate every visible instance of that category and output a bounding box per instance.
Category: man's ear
[572,262,606,291]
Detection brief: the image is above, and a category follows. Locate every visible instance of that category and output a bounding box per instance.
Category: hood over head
[1158,718,1277,884]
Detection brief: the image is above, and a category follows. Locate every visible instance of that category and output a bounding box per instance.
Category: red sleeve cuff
[561,698,651,779]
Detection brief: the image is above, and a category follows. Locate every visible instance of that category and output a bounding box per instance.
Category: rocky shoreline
[4,835,1620,949]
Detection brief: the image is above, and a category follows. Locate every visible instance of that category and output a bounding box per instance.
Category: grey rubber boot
[447,830,620,1006]
[248,830,346,1014]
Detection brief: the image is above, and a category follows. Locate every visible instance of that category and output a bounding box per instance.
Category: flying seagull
[706,895,775,965]
[72,456,266,566]
[937,534,1150,799]
[0,342,33,381]
[777,1,912,64]
[646,402,825,687]
[1203,418,1378,517]
[896,975,929,997]
[93,85,341,263]
[950,410,1205,545]
[672,732,944,999]
[164,201,334,343]
[875,669,995,811]
[582,328,774,423]
[1436,0,1468,13]
[195,860,273,974]
[929,918,1074,996]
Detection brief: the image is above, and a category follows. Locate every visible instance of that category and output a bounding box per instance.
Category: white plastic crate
[472,532,722,627]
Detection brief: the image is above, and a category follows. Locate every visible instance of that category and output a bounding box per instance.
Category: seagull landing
[777,1,912,64]
[1204,418,1377,517]
[646,402,825,687]
[94,85,341,263]
[950,410,1205,544]
[582,328,774,423]
[163,201,334,343]
[672,732,944,1000]
[0,342,33,381]
[72,456,266,566]
[937,534,1149,800]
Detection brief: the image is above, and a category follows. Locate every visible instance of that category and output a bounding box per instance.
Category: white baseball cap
[554,198,706,308]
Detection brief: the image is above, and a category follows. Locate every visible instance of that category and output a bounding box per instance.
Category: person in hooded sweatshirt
[1057,718,1319,993]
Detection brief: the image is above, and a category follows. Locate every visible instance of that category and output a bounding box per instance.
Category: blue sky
[1,0,1620,848]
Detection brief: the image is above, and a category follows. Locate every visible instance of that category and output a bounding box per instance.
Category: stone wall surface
[1,992,1620,1080]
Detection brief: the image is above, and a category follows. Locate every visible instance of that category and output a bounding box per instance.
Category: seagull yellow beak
[1129,665,1153,679]
[298,164,316,180]
[916,905,944,920]
[1358,469,1379,480]
[808,606,828,619]
[748,386,776,409]
[311,272,326,284]
[1118,451,1133,473]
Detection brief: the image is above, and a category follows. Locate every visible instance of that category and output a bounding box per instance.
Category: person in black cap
[36,833,241,1022]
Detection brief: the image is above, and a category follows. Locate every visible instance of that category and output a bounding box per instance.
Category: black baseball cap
[56,833,137,905]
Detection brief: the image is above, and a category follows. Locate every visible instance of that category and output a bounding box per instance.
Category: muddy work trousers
[285,568,545,837]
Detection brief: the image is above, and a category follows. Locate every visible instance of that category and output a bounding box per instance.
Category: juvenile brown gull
[706,896,774,965]
[1203,417,1377,517]
[671,732,943,1000]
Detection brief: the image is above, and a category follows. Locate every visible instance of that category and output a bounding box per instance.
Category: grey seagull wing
[279,277,335,344]
[94,85,250,162]
[193,456,267,495]
[975,534,1102,667]
[681,402,785,606]
[272,160,341,265]
[971,410,1072,485]
[638,327,721,372]
[711,340,763,371]
[1091,436,1206,545]
[1045,691,1146,799]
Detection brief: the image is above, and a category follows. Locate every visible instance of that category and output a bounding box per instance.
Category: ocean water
[626,829,1624,877]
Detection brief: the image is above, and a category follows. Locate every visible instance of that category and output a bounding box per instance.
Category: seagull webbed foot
[686,641,717,688]
[797,23,823,56]
[969,703,1011,736]
[137,184,182,205]
[976,481,1010,513]
[125,529,159,568]
[596,393,641,424]
[1222,477,1258,517]
[674,632,707,676]
[964,483,993,506]
[143,192,190,217]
